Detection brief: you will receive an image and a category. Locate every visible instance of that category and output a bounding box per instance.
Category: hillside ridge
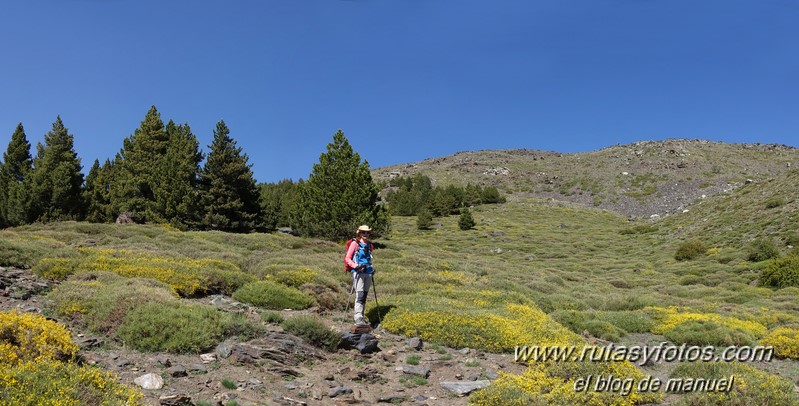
[373,138,798,218]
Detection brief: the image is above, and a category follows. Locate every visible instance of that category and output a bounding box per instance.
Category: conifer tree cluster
[1,108,388,240]
[384,174,505,217]
[0,107,263,232]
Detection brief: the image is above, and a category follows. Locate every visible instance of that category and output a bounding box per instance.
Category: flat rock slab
[328,386,353,398]
[401,365,431,378]
[440,380,491,396]
[230,333,325,366]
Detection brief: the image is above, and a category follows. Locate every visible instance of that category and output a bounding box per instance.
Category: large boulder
[339,332,379,354]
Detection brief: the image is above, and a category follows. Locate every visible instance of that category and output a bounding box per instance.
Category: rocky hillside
[372,139,798,218]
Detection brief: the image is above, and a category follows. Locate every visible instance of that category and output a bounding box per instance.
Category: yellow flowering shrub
[760,328,799,359]
[647,306,767,338]
[669,361,798,405]
[273,267,318,287]
[472,359,661,406]
[0,360,142,405]
[383,303,581,352]
[0,311,78,366]
[34,248,253,296]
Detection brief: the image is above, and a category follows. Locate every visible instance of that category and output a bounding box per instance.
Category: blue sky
[1,1,797,183]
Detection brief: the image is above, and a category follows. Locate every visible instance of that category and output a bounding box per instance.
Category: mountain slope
[373,139,798,218]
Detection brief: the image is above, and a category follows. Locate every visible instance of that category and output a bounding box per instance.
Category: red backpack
[344,238,373,271]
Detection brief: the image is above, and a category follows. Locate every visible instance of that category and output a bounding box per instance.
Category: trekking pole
[345,278,355,315]
[371,273,382,325]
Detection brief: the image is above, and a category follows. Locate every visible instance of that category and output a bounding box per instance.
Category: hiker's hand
[357,264,366,272]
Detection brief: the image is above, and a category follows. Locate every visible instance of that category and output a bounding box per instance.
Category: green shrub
[232,280,315,310]
[663,319,757,347]
[221,379,237,390]
[679,275,702,285]
[675,240,708,261]
[765,197,785,209]
[203,268,257,295]
[670,362,798,406]
[116,302,255,353]
[46,272,177,335]
[598,310,656,334]
[406,355,421,365]
[272,267,317,288]
[281,315,340,351]
[261,311,284,324]
[0,236,76,268]
[33,257,82,279]
[747,238,780,262]
[785,232,799,247]
[759,255,799,288]
[550,310,627,340]
[618,225,658,235]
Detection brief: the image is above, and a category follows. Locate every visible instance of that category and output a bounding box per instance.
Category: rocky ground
[1,266,525,406]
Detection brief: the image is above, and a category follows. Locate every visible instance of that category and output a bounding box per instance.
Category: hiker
[345,225,374,325]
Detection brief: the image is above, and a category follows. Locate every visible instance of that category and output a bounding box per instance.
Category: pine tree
[199,120,262,232]
[1,123,33,227]
[110,106,169,222]
[416,207,433,230]
[153,120,203,229]
[27,116,84,222]
[458,207,476,230]
[296,130,389,239]
[84,159,115,222]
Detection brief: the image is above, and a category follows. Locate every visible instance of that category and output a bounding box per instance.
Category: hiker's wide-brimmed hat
[357,225,372,233]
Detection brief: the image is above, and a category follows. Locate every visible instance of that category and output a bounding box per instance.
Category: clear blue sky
[1,1,797,183]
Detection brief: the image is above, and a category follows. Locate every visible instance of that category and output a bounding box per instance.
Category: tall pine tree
[27,116,84,222]
[295,130,389,239]
[153,120,203,229]
[110,106,169,222]
[1,123,33,227]
[199,120,262,232]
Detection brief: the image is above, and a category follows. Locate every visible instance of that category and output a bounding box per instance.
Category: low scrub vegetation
[281,315,340,351]
[760,327,799,359]
[670,362,798,405]
[759,255,799,288]
[0,311,78,366]
[117,302,259,353]
[647,307,767,346]
[46,272,261,353]
[34,248,255,296]
[232,280,315,310]
[747,238,781,262]
[0,360,143,405]
[674,240,708,261]
[0,311,142,405]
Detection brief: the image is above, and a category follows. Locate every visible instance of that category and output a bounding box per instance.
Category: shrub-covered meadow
[2,171,799,405]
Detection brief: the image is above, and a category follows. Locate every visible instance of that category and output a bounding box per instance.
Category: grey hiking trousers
[352,271,373,323]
